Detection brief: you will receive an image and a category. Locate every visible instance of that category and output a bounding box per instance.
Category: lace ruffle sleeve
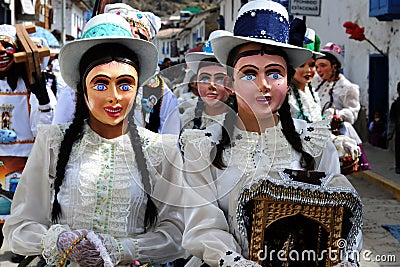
[296,119,331,157]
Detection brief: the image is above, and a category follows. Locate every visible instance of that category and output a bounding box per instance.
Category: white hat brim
[185,52,216,73]
[60,36,158,89]
[312,51,325,59]
[320,50,344,68]
[211,35,312,68]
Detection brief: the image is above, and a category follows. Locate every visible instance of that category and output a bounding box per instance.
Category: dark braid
[315,79,326,92]
[278,95,315,170]
[212,95,237,169]
[193,96,205,129]
[52,86,88,222]
[127,110,158,228]
[307,83,317,103]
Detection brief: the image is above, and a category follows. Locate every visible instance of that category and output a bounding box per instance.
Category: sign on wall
[289,0,321,16]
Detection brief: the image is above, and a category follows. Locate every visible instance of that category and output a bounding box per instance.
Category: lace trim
[41,224,71,265]
[73,138,133,236]
[299,120,331,157]
[99,233,122,265]
[138,127,164,167]
[236,170,363,251]
[224,125,292,174]
[179,129,215,157]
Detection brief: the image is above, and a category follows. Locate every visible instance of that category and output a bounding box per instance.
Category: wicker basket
[340,157,359,175]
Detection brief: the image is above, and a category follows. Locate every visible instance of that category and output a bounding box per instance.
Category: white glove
[220,251,262,267]
[342,137,361,159]
[332,135,360,159]
[324,108,335,121]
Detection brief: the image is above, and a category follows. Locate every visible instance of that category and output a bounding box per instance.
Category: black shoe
[396,168,400,174]
[11,253,25,263]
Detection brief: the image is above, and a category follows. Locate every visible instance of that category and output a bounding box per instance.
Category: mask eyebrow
[233,46,288,67]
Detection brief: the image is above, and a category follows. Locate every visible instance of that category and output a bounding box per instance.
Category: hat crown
[303,28,321,52]
[233,0,289,43]
[0,24,16,39]
[82,13,133,39]
[201,30,231,53]
[322,42,342,55]
[104,3,161,40]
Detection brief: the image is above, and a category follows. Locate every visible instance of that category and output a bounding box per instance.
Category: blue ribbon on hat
[82,23,132,39]
[202,40,213,53]
[234,9,289,44]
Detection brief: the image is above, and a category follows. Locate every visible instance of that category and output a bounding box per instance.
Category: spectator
[388,82,400,173]
[369,111,387,149]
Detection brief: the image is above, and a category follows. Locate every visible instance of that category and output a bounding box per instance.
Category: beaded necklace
[291,85,312,123]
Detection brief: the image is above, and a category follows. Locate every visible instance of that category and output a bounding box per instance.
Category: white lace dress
[312,74,360,124]
[180,98,226,130]
[3,123,186,266]
[180,119,363,267]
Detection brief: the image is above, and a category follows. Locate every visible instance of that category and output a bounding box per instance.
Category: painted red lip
[104,106,122,117]
[256,95,271,104]
[206,93,218,99]
[0,56,12,67]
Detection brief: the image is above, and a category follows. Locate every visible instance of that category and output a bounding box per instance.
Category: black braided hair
[52,86,88,222]
[212,95,237,169]
[52,43,158,227]
[193,96,205,129]
[127,110,158,228]
[307,83,317,103]
[278,94,315,170]
[211,43,314,170]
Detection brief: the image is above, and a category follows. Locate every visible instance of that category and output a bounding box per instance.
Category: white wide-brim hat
[60,13,158,89]
[320,42,345,68]
[185,30,230,73]
[211,0,312,68]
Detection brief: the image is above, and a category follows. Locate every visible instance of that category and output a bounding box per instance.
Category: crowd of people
[0,0,396,266]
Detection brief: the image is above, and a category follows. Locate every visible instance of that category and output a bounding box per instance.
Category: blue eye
[93,84,106,91]
[215,78,224,84]
[200,77,210,83]
[120,84,132,91]
[240,74,256,81]
[268,73,283,80]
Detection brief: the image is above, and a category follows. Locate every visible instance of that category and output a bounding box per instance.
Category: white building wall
[192,20,206,44]
[51,0,84,39]
[305,0,400,109]
[220,0,240,32]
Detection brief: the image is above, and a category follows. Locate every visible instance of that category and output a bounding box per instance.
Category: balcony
[370,0,400,21]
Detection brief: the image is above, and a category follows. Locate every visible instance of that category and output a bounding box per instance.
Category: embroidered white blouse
[312,74,361,124]
[180,119,362,267]
[3,123,186,266]
[180,98,226,130]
